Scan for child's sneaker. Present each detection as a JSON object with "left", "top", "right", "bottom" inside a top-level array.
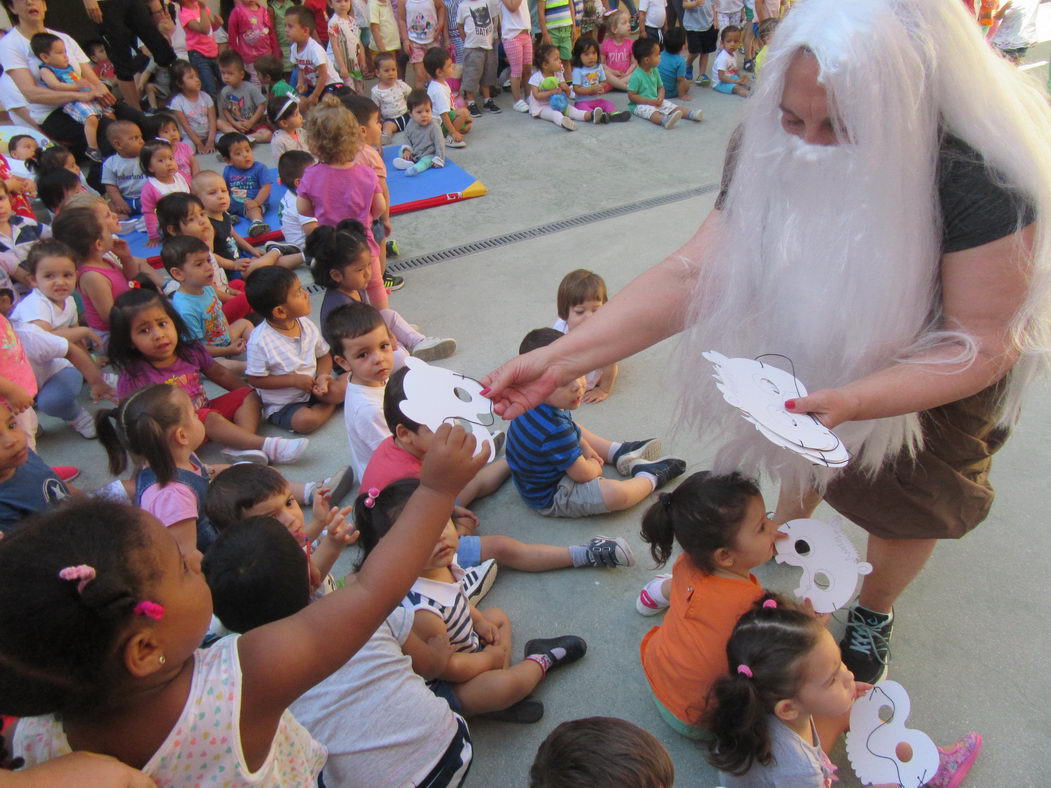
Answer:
[
  {"left": 386, "top": 238, "right": 400, "bottom": 257},
  {"left": 68, "top": 408, "right": 96, "bottom": 439},
  {"left": 384, "top": 272, "right": 405, "bottom": 291},
  {"left": 661, "top": 109, "right": 683, "bottom": 129},
  {"left": 695, "top": 74, "right": 712, "bottom": 87},
  {"left": 380, "top": 132, "right": 392, "bottom": 146},
  {"left": 840, "top": 605, "right": 893, "bottom": 683},
  {"left": 410, "top": 337, "right": 457, "bottom": 361},
  {"left": 221, "top": 447, "right": 269, "bottom": 464},
  {"left": 591, "top": 107, "right": 607, "bottom": 124},
  {"left": 613, "top": 438, "right": 663, "bottom": 474},
  {"left": 484, "top": 98, "right": 502, "bottom": 113},
  {"left": 523, "top": 635, "right": 587, "bottom": 673},
  {"left": 304, "top": 465, "right": 353, "bottom": 505},
  {"left": 687, "top": 109, "right": 704, "bottom": 122},
  {"left": 637, "top": 574, "right": 672, "bottom": 616},
  {"left": 467, "top": 101, "right": 482, "bottom": 117},
  {"left": 392, "top": 157, "right": 414, "bottom": 170},
  {"left": 461, "top": 558, "right": 499, "bottom": 604},
  {"left": 629, "top": 456, "right": 686, "bottom": 488},
  {"left": 264, "top": 241, "right": 301, "bottom": 256},
  {"left": 609, "top": 110, "right": 632, "bottom": 122},
  {"left": 446, "top": 135, "right": 467, "bottom": 148},
  {"left": 52, "top": 466, "right": 80, "bottom": 483},
  {"left": 263, "top": 436, "right": 310, "bottom": 464},
  {"left": 560, "top": 116, "right": 577, "bottom": 131},
  {"left": 580, "top": 536, "right": 635, "bottom": 568},
  {"left": 248, "top": 220, "right": 269, "bottom": 237},
  {"left": 85, "top": 147, "right": 102, "bottom": 163},
  {"left": 926, "top": 733, "right": 982, "bottom": 788},
  {"left": 513, "top": 99, "right": 529, "bottom": 113}
]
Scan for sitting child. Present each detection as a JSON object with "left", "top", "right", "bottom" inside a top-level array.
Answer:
[
  {"left": 163, "top": 235, "right": 254, "bottom": 360},
  {"left": 370, "top": 51, "right": 412, "bottom": 145},
  {"left": 0, "top": 179, "right": 47, "bottom": 294},
  {"left": 356, "top": 479, "right": 589, "bottom": 723},
  {"left": 657, "top": 27, "right": 692, "bottom": 99},
  {"left": 277, "top": 151, "right": 318, "bottom": 258},
  {"left": 424, "top": 47, "right": 472, "bottom": 147},
  {"left": 202, "top": 515, "right": 473, "bottom": 786},
  {"left": 361, "top": 366, "right": 635, "bottom": 578},
  {"left": 205, "top": 464, "right": 357, "bottom": 598},
  {"left": 101, "top": 120, "right": 146, "bottom": 218},
  {"left": 571, "top": 37, "right": 632, "bottom": 123},
  {"left": 139, "top": 139, "right": 191, "bottom": 245},
  {"left": 268, "top": 95, "right": 309, "bottom": 158},
  {"left": 707, "top": 595, "right": 982, "bottom": 787},
  {"left": 529, "top": 44, "right": 608, "bottom": 131},
  {"left": 254, "top": 53, "right": 297, "bottom": 99},
  {"left": 712, "top": 25, "right": 751, "bottom": 97},
  {"left": 5, "top": 134, "right": 40, "bottom": 178},
  {"left": 530, "top": 717, "right": 675, "bottom": 788},
  {"left": 30, "top": 33, "right": 114, "bottom": 162},
  {"left": 628, "top": 37, "right": 704, "bottom": 128},
  {"left": 286, "top": 5, "right": 345, "bottom": 112},
  {"left": 0, "top": 399, "right": 70, "bottom": 534},
  {"left": 218, "top": 132, "right": 273, "bottom": 237},
  {"left": 392, "top": 90, "right": 446, "bottom": 177},
  {"left": 505, "top": 328, "right": 685, "bottom": 518},
  {"left": 552, "top": 269, "right": 618, "bottom": 403},
  {"left": 600, "top": 9, "right": 637, "bottom": 91},
  {"left": 244, "top": 265, "right": 347, "bottom": 433},
  {"left": 169, "top": 59, "right": 218, "bottom": 155},
  {"left": 147, "top": 112, "right": 199, "bottom": 185},
  {"left": 217, "top": 50, "right": 273, "bottom": 143},
  {"left": 314, "top": 230, "right": 454, "bottom": 372}
]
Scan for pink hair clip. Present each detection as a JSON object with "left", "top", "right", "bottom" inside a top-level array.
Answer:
[
  {"left": 763, "top": 599, "right": 778, "bottom": 609},
  {"left": 364, "top": 487, "right": 380, "bottom": 509},
  {"left": 57, "top": 564, "right": 97, "bottom": 594},
  {"left": 133, "top": 601, "right": 166, "bottom": 621},
  {"left": 737, "top": 664, "right": 754, "bottom": 679}
]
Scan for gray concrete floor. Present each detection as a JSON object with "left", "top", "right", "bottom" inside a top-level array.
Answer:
[{"left": 31, "top": 49, "right": 1051, "bottom": 787}]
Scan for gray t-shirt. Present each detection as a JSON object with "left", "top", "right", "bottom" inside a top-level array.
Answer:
[
  {"left": 219, "top": 81, "right": 266, "bottom": 123},
  {"left": 101, "top": 154, "right": 145, "bottom": 201},
  {"left": 719, "top": 717, "right": 836, "bottom": 788},
  {"left": 288, "top": 606, "right": 458, "bottom": 787},
  {"left": 404, "top": 117, "right": 445, "bottom": 161}
]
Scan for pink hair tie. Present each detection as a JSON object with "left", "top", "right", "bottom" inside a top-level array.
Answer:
[
  {"left": 58, "top": 564, "right": 97, "bottom": 594},
  {"left": 737, "top": 664, "right": 754, "bottom": 679},
  {"left": 763, "top": 599, "right": 778, "bottom": 609},
  {"left": 364, "top": 487, "right": 380, "bottom": 509},
  {"left": 133, "top": 601, "right": 166, "bottom": 621}
]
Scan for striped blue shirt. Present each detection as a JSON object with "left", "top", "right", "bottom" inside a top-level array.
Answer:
[{"left": 505, "top": 402, "right": 582, "bottom": 509}]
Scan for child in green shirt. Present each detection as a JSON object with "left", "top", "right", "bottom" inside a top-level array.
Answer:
[{"left": 627, "top": 37, "right": 704, "bottom": 129}]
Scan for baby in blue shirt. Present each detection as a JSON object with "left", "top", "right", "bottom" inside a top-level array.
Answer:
[
  {"left": 218, "top": 132, "right": 273, "bottom": 237},
  {"left": 657, "top": 28, "right": 692, "bottom": 100}
]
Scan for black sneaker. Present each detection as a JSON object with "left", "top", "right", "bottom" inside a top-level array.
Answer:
[
  {"left": 467, "top": 102, "right": 482, "bottom": 118},
  {"left": 628, "top": 456, "right": 686, "bottom": 489},
  {"left": 384, "top": 273, "right": 405, "bottom": 291},
  {"left": 523, "top": 635, "right": 587, "bottom": 672},
  {"left": 609, "top": 110, "right": 632, "bottom": 122},
  {"left": 386, "top": 238, "right": 400, "bottom": 257},
  {"left": 484, "top": 98, "right": 502, "bottom": 113},
  {"left": 581, "top": 536, "right": 635, "bottom": 568},
  {"left": 612, "top": 438, "right": 662, "bottom": 475},
  {"left": 461, "top": 558, "right": 499, "bottom": 604},
  {"left": 264, "top": 241, "right": 301, "bottom": 256},
  {"left": 839, "top": 605, "right": 893, "bottom": 683}
]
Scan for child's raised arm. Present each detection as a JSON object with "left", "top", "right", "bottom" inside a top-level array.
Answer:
[{"left": 236, "top": 425, "right": 489, "bottom": 758}]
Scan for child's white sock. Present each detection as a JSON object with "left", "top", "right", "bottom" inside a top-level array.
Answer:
[
  {"left": 606, "top": 442, "right": 623, "bottom": 463},
  {"left": 635, "top": 472, "right": 658, "bottom": 491}
]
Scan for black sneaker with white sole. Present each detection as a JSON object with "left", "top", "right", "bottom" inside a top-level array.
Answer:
[
  {"left": 523, "top": 635, "right": 587, "bottom": 672},
  {"left": 384, "top": 273, "right": 405, "bottom": 291},
  {"left": 628, "top": 456, "right": 687, "bottom": 489},
  {"left": 581, "top": 536, "right": 635, "bottom": 567},
  {"left": 264, "top": 241, "right": 302, "bottom": 256},
  {"left": 467, "top": 102, "right": 482, "bottom": 118},
  {"left": 484, "top": 98, "right": 502, "bottom": 113},
  {"left": 840, "top": 605, "right": 893, "bottom": 683},
  {"left": 612, "top": 438, "right": 663, "bottom": 475},
  {"left": 461, "top": 558, "right": 499, "bottom": 604}
]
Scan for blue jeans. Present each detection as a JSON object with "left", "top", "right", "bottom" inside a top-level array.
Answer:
[
  {"left": 609, "top": 0, "right": 638, "bottom": 14},
  {"left": 189, "top": 50, "right": 221, "bottom": 99},
  {"left": 36, "top": 367, "right": 83, "bottom": 422}
]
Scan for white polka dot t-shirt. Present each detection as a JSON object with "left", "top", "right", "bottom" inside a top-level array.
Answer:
[{"left": 13, "top": 635, "right": 328, "bottom": 787}]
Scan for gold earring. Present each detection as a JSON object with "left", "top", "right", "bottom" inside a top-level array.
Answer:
[{"left": 159, "top": 655, "right": 166, "bottom": 665}]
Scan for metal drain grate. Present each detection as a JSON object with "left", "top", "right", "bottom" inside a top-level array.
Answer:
[{"left": 385, "top": 182, "right": 720, "bottom": 273}]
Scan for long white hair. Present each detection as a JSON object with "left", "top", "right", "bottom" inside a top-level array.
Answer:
[{"left": 678, "top": 0, "right": 1051, "bottom": 492}]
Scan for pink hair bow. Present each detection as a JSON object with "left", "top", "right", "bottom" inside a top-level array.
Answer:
[
  {"left": 57, "top": 564, "right": 97, "bottom": 594},
  {"left": 133, "top": 601, "right": 166, "bottom": 621}
]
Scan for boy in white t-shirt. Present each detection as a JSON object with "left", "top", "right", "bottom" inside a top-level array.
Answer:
[
  {"left": 276, "top": 151, "right": 318, "bottom": 261},
  {"left": 457, "top": 0, "right": 502, "bottom": 116},
  {"left": 424, "top": 47, "right": 472, "bottom": 147},
  {"left": 638, "top": 0, "right": 667, "bottom": 43},
  {"left": 286, "top": 5, "right": 344, "bottom": 112}
]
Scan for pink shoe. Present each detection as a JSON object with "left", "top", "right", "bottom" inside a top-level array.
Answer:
[
  {"left": 52, "top": 466, "right": 80, "bottom": 483},
  {"left": 925, "top": 732, "right": 982, "bottom": 788}
]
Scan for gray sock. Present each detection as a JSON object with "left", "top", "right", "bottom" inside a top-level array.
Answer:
[{"left": 569, "top": 544, "right": 588, "bottom": 567}]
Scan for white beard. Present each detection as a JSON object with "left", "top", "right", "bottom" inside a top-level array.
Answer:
[{"left": 678, "top": 118, "right": 943, "bottom": 493}]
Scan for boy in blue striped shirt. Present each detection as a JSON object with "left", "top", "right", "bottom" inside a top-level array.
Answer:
[{"left": 505, "top": 328, "right": 687, "bottom": 518}]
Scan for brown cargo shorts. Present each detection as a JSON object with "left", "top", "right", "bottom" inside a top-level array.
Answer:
[{"left": 824, "top": 382, "right": 1011, "bottom": 540}]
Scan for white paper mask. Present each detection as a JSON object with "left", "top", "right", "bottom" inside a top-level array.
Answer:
[
  {"left": 847, "top": 681, "right": 939, "bottom": 787},
  {"left": 774, "top": 517, "right": 873, "bottom": 613},
  {"left": 398, "top": 357, "right": 496, "bottom": 459},
  {"left": 702, "top": 351, "right": 850, "bottom": 467}
]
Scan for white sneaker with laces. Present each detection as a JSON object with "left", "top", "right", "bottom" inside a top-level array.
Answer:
[
  {"left": 263, "top": 436, "right": 309, "bottom": 464},
  {"left": 221, "top": 447, "right": 269, "bottom": 464},
  {"left": 411, "top": 337, "right": 457, "bottom": 361},
  {"left": 69, "top": 408, "right": 96, "bottom": 439},
  {"left": 513, "top": 99, "right": 529, "bottom": 112},
  {"left": 445, "top": 135, "right": 467, "bottom": 148},
  {"left": 560, "top": 116, "right": 577, "bottom": 131}
]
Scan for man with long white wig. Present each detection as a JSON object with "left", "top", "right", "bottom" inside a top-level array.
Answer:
[{"left": 483, "top": 0, "right": 1051, "bottom": 684}]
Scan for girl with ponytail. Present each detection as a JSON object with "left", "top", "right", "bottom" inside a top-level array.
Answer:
[{"left": 636, "top": 470, "right": 780, "bottom": 739}]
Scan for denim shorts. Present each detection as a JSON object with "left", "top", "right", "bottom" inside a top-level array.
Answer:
[
  {"left": 266, "top": 395, "right": 318, "bottom": 431},
  {"left": 229, "top": 198, "right": 269, "bottom": 217}
]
